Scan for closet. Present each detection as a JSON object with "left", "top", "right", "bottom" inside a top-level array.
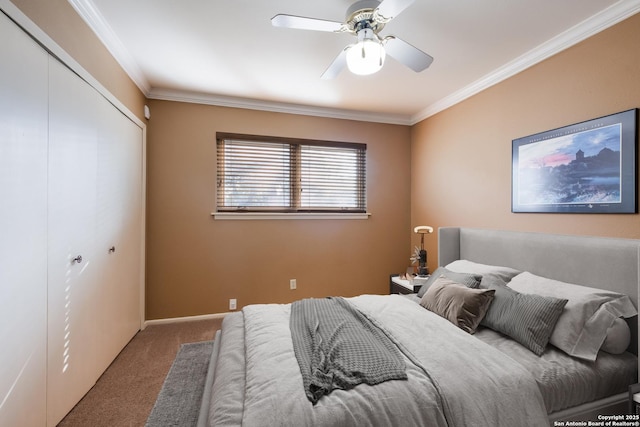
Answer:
[
  {"left": 0, "top": 10, "right": 144, "bottom": 427},
  {"left": 0, "top": 10, "right": 49, "bottom": 427}
]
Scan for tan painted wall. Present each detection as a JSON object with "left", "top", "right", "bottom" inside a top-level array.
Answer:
[
  {"left": 411, "top": 13, "right": 640, "bottom": 273},
  {"left": 145, "top": 100, "right": 412, "bottom": 319},
  {"left": 10, "top": 0, "right": 146, "bottom": 121},
  {"left": 12, "top": 0, "right": 640, "bottom": 319}
]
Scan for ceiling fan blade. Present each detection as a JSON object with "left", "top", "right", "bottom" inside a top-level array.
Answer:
[
  {"left": 375, "top": 0, "right": 415, "bottom": 20},
  {"left": 384, "top": 36, "right": 433, "bottom": 72},
  {"left": 321, "top": 47, "right": 349, "bottom": 80},
  {"left": 271, "top": 14, "right": 344, "bottom": 32}
]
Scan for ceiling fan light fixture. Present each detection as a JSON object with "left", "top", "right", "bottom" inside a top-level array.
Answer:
[
  {"left": 346, "top": 29, "right": 385, "bottom": 76},
  {"left": 273, "top": 0, "right": 432, "bottom": 79}
]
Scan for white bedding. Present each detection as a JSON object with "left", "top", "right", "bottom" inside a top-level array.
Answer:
[
  {"left": 204, "top": 294, "right": 549, "bottom": 427},
  {"left": 475, "top": 327, "right": 637, "bottom": 413}
]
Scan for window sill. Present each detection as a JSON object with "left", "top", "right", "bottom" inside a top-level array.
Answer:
[{"left": 212, "top": 212, "right": 371, "bottom": 220}]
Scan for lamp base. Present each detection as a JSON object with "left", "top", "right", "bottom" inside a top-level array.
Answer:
[{"left": 418, "top": 249, "right": 428, "bottom": 277}]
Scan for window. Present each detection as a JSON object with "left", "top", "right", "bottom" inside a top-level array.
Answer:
[{"left": 216, "top": 133, "right": 366, "bottom": 214}]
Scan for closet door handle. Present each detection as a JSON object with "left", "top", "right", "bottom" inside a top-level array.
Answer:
[{"left": 72, "top": 255, "right": 83, "bottom": 264}]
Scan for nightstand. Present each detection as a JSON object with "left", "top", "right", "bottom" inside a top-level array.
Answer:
[
  {"left": 389, "top": 274, "right": 424, "bottom": 294},
  {"left": 629, "top": 383, "right": 640, "bottom": 414}
]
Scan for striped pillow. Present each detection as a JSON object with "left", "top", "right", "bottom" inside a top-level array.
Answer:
[{"left": 480, "top": 275, "right": 567, "bottom": 355}]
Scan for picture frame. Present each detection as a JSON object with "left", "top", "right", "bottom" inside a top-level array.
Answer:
[{"left": 512, "top": 109, "right": 638, "bottom": 213}]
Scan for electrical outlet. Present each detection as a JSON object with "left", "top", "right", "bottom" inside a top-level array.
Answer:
[
  {"left": 229, "top": 298, "right": 237, "bottom": 310},
  {"left": 290, "top": 279, "right": 297, "bottom": 290}
]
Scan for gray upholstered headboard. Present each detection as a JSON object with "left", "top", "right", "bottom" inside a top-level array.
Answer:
[
  {"left": 438, "top": 227, "right": 640, "bottom": 308},
  {"left": 438, "top": 227, "right": 640, "bottom": 354}
]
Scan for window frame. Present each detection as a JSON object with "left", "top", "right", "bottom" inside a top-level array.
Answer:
[{"left": 214, "top": 132, "right": 369, "bottom": 219}]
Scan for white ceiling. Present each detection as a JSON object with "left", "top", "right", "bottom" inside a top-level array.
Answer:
[{"left": 69, "top": 0, "right": 640, "bottom": 125}]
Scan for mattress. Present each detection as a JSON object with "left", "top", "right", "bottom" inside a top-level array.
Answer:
[{"left": 199, "top": 293, "right": 637, "bottom": 426}]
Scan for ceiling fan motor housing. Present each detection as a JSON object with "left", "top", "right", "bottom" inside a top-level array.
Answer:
[{"left": 346, "top": 0, "right": 385, "bottom": 33}]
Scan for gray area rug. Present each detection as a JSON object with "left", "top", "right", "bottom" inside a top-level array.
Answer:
[{"left": 146, "top": 340, "right": 214, "bottom": 427}]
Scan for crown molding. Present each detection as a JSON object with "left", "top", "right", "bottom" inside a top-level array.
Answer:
[
  {"left": 67, "top": 0, "right": 409, "bottom": 125},
  {"left": 1, "top": 0, "right": 145, "bottom": 128},
  {"left": 148, "top": 88, "right": 413, "bottom": 125},
  {"left": 411, "top": 0, "right": 640, "bottom": 124},
  {"left": 68, "top": 0, "right": 150, "bottom": 94},
  {"left": 67, "top": 0, "right": 640, "bottom": 126}
]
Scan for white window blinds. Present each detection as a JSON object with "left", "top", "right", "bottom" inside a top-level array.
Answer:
[{"left": 217, "top": 133, "right": 366, "bottom": 213}]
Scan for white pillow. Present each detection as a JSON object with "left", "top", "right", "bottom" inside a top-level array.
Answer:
[
  {"left": 601, "top": 318, "right": 631, "bottom": 354},
  {"left": 508, "top": 272, "right": 637, "bottom": 361},
  {"left": 445, "top": 260, "right": 521, "bottom": 284}
]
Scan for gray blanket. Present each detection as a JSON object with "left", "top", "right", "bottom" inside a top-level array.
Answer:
[{"left": 290, "top": 297, "right": 407, "bottom": 404}]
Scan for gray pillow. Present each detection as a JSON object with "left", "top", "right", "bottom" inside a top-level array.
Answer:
[
  {"left": 420, "top": 276, "right": 495, "bottom": 334},
  {"left": 445, "top": 260, "right": 521, "bottom": 284},
  {"left": 416, "top": 266, "right": 481, "bottom": 298},
  {"left": 480, "top": 275, "right": 568, "bottom": 356}
]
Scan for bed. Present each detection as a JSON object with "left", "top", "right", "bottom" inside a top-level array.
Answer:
[{"left": 197, "top": 227, "right": 640, "bottom": 426}]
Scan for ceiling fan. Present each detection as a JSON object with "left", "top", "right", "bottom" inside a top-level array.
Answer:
[{"left": 271, "top": 0, "right": 434, "bottom": 79}]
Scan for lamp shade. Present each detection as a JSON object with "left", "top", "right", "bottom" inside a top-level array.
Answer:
[
  {"left": 346, "top": 35, "right": 385, "bottom": 76},
  {"left": 413, "top": 226, "right": 434, "bottom": 235}
]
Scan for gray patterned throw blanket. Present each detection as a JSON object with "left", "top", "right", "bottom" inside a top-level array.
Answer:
[{"left": 290, "top": 297, "right": 407, "bottom": 404}]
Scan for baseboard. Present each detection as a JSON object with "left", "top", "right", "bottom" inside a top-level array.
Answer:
[{"left": 143, "top": 312, "right": 230, "bottom": 329}]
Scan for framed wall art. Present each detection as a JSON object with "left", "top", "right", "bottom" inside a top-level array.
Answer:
[{"left": 512, "top": 109, "right": 637, "bottom": 213}]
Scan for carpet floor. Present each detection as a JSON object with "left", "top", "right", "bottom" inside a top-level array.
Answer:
[{"left": 58, "top": 318, "right": 222, "bottom": 427}]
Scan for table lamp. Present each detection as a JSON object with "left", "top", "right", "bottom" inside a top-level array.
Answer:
[{"left": 414, "top": 225, "right": 433, "bottom": 276}]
